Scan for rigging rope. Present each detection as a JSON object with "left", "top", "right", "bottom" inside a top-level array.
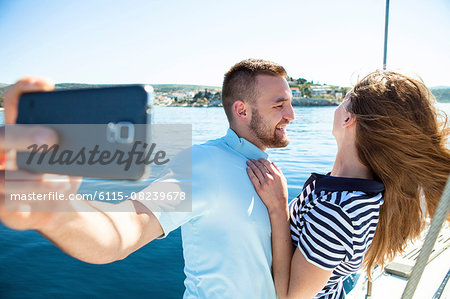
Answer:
[{"left": 401, "top": 176, "right": 450, "bottom": 298}]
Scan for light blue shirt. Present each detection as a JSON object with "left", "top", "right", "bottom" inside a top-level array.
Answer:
[{"left": 150, "top": 129, "right": 276, "bottom": 299}]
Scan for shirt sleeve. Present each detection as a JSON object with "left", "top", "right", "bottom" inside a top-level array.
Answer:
[
  {"left": 138, "top": 145, "right": 213, "bottom": 238},
  {"left": 296, "top": 201, "right": 354, "bottom": 270}
]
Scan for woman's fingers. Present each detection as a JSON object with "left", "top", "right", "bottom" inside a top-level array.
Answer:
[
  {"left": 258, "top": 159, "right": 287, "bottom": 184},
  {"left": 246, "top": 166, "right": 261, "bottom": 189},
  {"left": 246, "top": 159, "right": 289, "bottom": 213},
  {"left": 246, "top": 160, "right": 266, "bottom": 182},
  {"left": 271, "top": 162, "right": 281, "bottom": 174},
  {"left": 258, "top": 159, "right": 279, "bottom": 175},
  {"left": 256, "top": 159, "right": 284, "bottom": 178},
  {"left": 252, "top": 160, "right": 272, "bottom": 176}
]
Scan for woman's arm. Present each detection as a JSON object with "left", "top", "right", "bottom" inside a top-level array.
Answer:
[
  {"left": 247, "top": 159, "right": 333, "bottom": 299},
  {"left": 267, "top": 208, "right": 294, "bottom": 297}
]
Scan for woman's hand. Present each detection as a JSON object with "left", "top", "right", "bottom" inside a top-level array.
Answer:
[{"left": 246, "top": 159, "right": 288, "bottom": 215}]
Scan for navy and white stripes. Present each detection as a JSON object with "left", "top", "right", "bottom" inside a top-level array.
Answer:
[{"left": 289, "top": 173, "right": 384, "bottom": 299}]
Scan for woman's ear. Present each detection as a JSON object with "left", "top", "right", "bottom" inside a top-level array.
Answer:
[
  {"left": 343, "top": 113, "right": 356, "bottom": 128},
  {"left": 232, "top": 100, "right": 249, "bottom": 122}
]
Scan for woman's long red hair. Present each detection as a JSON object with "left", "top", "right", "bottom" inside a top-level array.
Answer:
[{"left": 347, "top": 71, "right": 450, "bottom": 278}]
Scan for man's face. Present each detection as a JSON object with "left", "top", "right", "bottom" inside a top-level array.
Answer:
[{"left": 249, "top": 75, "right": 295, "bottom": 149}]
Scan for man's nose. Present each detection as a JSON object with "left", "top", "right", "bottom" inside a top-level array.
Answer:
[{"left": 284, "top": 103, "right": 295, "bottom": 121}]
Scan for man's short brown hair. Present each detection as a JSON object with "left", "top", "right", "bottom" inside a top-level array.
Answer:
[{"left": 221, "top": 59, "right": 287, "bottom": 122}]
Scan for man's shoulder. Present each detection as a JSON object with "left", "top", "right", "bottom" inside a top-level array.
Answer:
[{"left": 192, "top": 137, "right": 234, "bottom": 159}]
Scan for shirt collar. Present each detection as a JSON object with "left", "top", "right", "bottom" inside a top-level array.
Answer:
[
  {"left": 223, "top": 128, "right": 269, "bottom": 160},
  {"left": 312, "top": 172, "right": 385, "bottom": 194}
]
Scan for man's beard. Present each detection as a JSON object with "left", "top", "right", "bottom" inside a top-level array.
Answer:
[{"left": 249, "top": 108, "right": 289, "bottom": 148}]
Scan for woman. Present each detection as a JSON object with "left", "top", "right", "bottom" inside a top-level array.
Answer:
[{"left": 246, "top": 70, "right": 450, "bottom": 298}]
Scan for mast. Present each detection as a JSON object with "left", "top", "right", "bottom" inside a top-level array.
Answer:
[{"left": 383, "top": 0, "right": 390, "bottom": 70}]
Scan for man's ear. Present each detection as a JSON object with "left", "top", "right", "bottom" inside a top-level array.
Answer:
[
  {"left": 232, "top": 100, "right": 249, "bottom": 122},
  {"left": 343, "top": 113, "right": 356, "bottom": 128}
]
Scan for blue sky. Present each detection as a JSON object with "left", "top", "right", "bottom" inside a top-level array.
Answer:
[{"left": 1, "top": 0, "right": 449, "bottom": 87}]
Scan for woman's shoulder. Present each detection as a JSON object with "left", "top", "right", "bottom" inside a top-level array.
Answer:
[
  {"left": 304, "top": 172, "right": 383, "bottom": 206},
  {"left": 292, "top": 173, "right": 384, "bottom": 223},
  {"left": 294, "top": 178, "right": 383, "bottom": 228},
  {"left": 310, "top": 189, "right": 383, "bottom": 224}
]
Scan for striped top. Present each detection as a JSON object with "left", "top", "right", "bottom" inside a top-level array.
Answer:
[{"left": 289, "top": 173, "right": 384, "bottom": 299}]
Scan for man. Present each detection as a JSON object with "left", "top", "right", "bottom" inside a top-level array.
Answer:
[{"left": 0, "top": 59, "right": 295, "bottom": 298}]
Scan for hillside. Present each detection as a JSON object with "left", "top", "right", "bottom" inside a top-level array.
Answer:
[
  {"left": 51, "top": 83, "right": 220, "bottom": 93},
  {"left": 152, "top": 84, "right": 219, "bottom": 92},
  {"left": 430, "top": 87, "right": 450, "bottom": 103},
  {"left": 0, "top": 83, "right": 449, "bottom": 106}
]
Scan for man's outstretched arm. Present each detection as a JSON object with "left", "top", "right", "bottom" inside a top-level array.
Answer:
[
  {"left": 39, "top": 199, "right": 163, "bottom": 264},
  {"left": 0, "top": 77, "right": 164, "bottom": 264},
  {"left": 1, "top": 183, "right": 163, "bottom": 264}
]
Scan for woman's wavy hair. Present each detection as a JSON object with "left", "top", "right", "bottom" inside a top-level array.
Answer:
[{"left": 346, "top": 70, "right": 450, "bottom": 278}]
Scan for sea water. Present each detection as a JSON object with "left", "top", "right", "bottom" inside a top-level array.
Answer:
[{"left": 1, "top": 104, "right": 449, "bottom": 298}]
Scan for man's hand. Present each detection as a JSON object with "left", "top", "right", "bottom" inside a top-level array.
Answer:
[
  {"left": 3, "top": 76, "right": 55, "bottom": 124},
  {"left": 0, "top": 77, "right": 82, "bottom": 231}
]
